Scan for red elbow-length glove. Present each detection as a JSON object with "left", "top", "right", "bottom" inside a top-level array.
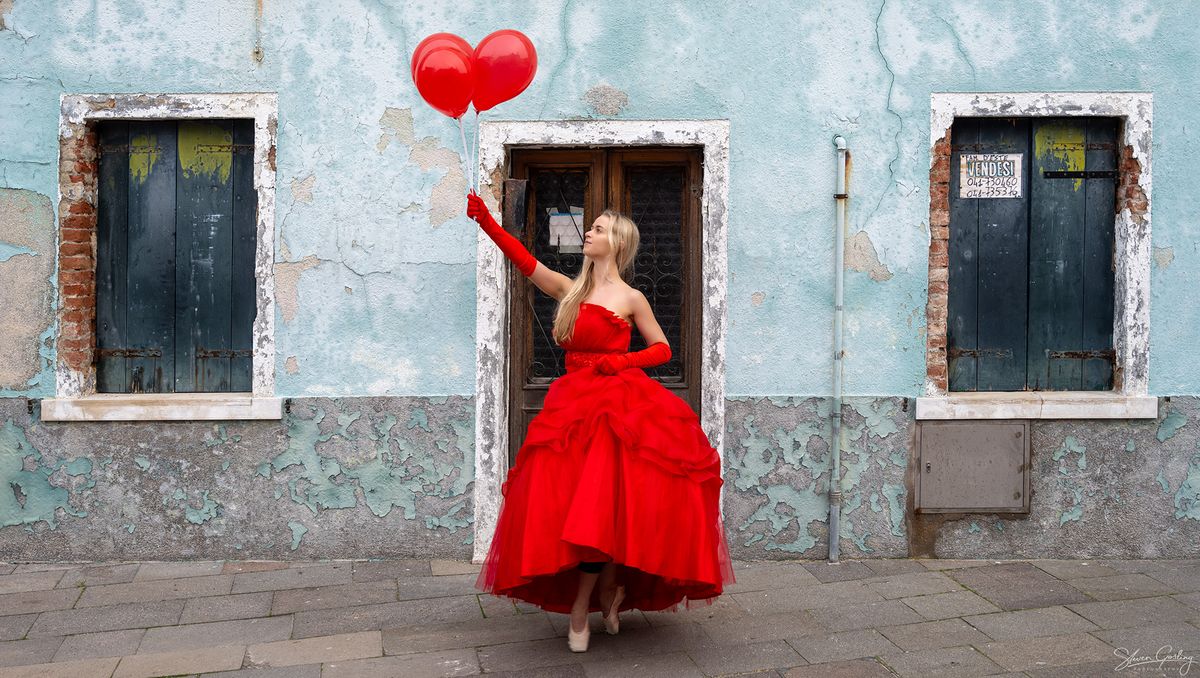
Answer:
[
  {"left": 466, "top": 192, "right": 537, "bottom": 277},
  {"left": 595, "top": 342, "right": 672, "bottom": 375}
]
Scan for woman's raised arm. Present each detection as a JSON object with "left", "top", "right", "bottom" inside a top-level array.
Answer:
[{"left": 467, "top": 192, "right": 572, "bottom": 300}]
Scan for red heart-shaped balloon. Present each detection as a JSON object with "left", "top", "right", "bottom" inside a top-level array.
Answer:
[
  {"left": 413, "top": 44, "right": 474, "bottom": 119},
  {"left": 472, "top": 30, "right": 537, "bottom": 112}
]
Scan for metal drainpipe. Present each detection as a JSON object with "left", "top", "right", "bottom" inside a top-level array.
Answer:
[{"left": 829, "top": 135, "right": 849, "bottom": 563}]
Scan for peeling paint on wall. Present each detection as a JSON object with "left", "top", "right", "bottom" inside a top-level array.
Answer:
[
  {"left": 285, "top": 356, "right": 300, "bottom": 374},
  {"left": 0, "top": 189, "right": 54, "bottom": 393},
  {"left": 845, "top": 231, "right": 893, "bottom": 282},
  {"left": 275, "top": 255, "right": 320, "bottom": 324},
  {"left": 1175, "top": 452, "right": 1200, "bottom": 521},
  {"left": 0, "top": 419, "right": 89, "bottom": 529},
  {"left": 583, "top": 84, "right": 629, "bottom": 116},
  {"left": 291, "top": 174, "right": 315, "bottom": 204},
  {"left": 1153, "top": 246, "right": 1174, "bottom": 269},
  {"left": 1158, "top": 409, "right": 1187, "bottom": 442}
]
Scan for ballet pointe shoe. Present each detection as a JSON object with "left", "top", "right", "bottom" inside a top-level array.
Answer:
[
  {"left": 567, "top": 615, "right": 590, "bottom": 652},
  {"left": 603, "top": 585, "right": 626, "bottom": 635}
]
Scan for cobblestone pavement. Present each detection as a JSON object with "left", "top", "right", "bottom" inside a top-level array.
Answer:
[{"left": 0, "top": 558, "right": 1197, "bottom": 677}]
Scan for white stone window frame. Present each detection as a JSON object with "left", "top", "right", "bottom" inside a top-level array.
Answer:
[
  {"left": 42, "top": 93, "right": 281, "bottom": 421},
  {"left": 917, "top": 92, "right": 1156, "bottom": 421},
  {"left": 471, "top": 120, "right": 731, "bottom": 561}
]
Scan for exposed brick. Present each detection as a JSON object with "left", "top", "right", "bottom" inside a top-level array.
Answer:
[
  {"left": 931, "top": 252, "right": 948, "bottom": 268},
  {"left": 60, "top": 255, "right": 94, "bottom": 271},
  {"left": 62, "top": 283, "right": 92, "bottom": 297},
  {"left": 67, "top": 201, "right": 96, "bottom": 215},
  {"left": 928, "top": 281, "right": 948, "bottom": 294},
  {"left": 929, "top": 240, "right": 948, "bottom": 256},
  {"left": 930, "top": 184, "right": 949, "bottom": 204},
  {"left": 930, "top": 209, "right": 949, "bottom": 227},
  {"left": 60, "top": 242, "right": 92, "bottom": 257},
  {"left": 62, "top": 215, "right": 96, "bottom": 230},
  {"left": 60, "top": 270, "right": 95, "bottom": 285},
  {"left": 928, "top": 332, "right": 946, "bottom": 349},
  {"left": 930, "top": 225, "right": 948, "bottom": 241},
  {"left": 58, "top": 337, "right": 93, "bottom": 352},
  {"left": 73, "top": 160, "right": 97, "bottom": 174},
  {"left": 928, "top": 268, "right": 948, "bottom": 283},
  {"left": 62, "top": 228, "right": 93, "bottom": 244}
]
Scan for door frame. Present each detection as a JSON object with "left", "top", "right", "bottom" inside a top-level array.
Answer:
[{"left": 471, "top": 120, "right": 731, "bottom": 562}]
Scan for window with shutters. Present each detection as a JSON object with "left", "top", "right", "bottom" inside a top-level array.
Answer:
[
  {"left": 95, "top": 120, "right": 257, "bottom": 394},
  {"left": 948, "top": 117, "right": 1117, "bottom": 392}
]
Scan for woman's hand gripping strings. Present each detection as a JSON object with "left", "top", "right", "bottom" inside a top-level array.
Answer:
[{"left": 467, "top": 191, "right": 537, "bottom": 277}]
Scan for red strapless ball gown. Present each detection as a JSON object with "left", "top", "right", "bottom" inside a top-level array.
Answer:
[{"left": 474, "top": 302, "right": 735, "bottom": 614}]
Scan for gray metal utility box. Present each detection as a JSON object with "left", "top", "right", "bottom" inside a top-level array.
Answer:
[{"left": 916, "top": 421, "right": 1030, "bottom": 513}]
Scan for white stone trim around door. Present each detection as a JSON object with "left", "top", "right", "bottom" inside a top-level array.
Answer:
[
  {"left": 471, "top": 120, "right": 731, "bottom": 562},
  {"left": 44, "top": 93, "right": 281, "bottom": 421},
  {"left": 920, "top": 92, "right": 1153, "bottom": 419}
]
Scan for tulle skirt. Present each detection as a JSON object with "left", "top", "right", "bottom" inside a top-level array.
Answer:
[{"left": 474, "top": 363, "right": 735, "bottom": 614}]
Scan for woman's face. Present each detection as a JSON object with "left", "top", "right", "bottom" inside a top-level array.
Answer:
[{"left": 582, "top": 214, "right": 614, "bottom": 259}]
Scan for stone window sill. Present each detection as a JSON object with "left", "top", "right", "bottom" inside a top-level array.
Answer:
[
  {"left": 39, "top": 393, "right": 283, "bottom": 422},
  {"left": 915, "top": 392, "right": 1159, "bottom": 420}
]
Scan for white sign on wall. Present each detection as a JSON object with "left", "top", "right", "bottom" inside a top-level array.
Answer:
[{"left": 960, "top": 153, "right": 1023, "bottom": 199}]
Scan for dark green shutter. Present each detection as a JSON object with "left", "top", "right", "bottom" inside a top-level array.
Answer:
[
  {"left": 95, "top": 120, "right": 257, "bottom": 394},
  {"left": 948, "top": 117, "right": 1117, "bottom": 392}
]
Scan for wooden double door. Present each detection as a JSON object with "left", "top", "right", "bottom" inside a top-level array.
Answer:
[{"left": 505, "top": 147, "right": 703, "bottom": 464}]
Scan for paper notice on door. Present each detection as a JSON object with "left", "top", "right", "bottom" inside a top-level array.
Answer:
[
  {"left": 960, "top": 153, "right": 1023, "bottom": 199},
  {"left": 548, "top": 207, "right": 585, "bottom": 253}
]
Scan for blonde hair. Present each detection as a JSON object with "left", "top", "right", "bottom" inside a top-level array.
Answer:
[{"left": 552, "top": 209, "right": 639, "bottom": 344}]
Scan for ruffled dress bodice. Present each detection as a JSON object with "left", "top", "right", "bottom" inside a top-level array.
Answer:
[{"left": 559, "top": 303, "right": 634, "bottom": 372}]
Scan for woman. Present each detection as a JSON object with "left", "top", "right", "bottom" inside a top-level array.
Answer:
[{"left": 467, "top": 191, "right": 734, "bottom": 652}]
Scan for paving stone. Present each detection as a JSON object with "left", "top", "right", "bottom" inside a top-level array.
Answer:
[
  {"left": 1093, "top": 622, "right": 1200, "bottom": 655},
  {"left": 700, "top": 611, "right": 825, "bottom": 646},
  {"left": 202, "top": 666, "right": 321, "bottom": 678},
  {"left": 476, "top": 637, "right": 619, "bottom": 672},
  {"left": 430, "top": 560, "right": 481, "bottom": 576},
  {"left": 1146, "top": 564, "right": 1200, "bottom": 593},
  {"left": 222, "top": 562, "right": 289, "bottom": 575},
  {"left": 321, "top": 648, "right": 479, "bottom": 677},
  {"left": 1175, "top": 591, "right": 1200, "bottom": 612},
  {"left": 1023, "top": 660, "right": 1163, "bottom": 677},
  {"left": 801, "top": 562, "right": 874, "bottom": 583},
  {"left": 863, "top": 571, "right": 962, "bottom": 599},
  {"left": 231, "top": 563, "right": 351, "bottom": 594},
  {"left": 382, "top": 611, "right": 555, "bottom": 654},
  {"left": 1068, "top": 596, "right": 1197, "bottom": 629},
  {"left": 579, "top": 650, "right": 703, "bottom": 678},
  {"left": 1095, "top": 559, "right": 1168, "bottom": 574},
  {"left": 1066, "top": 573, "right": 1178, "bottom": 600},
  {"left": 76, "top": 573, "right": 233, "bottom": 607},
  {"left": 963, "top": 605, "right": 1099, "bottom": 641},
  {"left": 880, "top": 645, "right": 1004, "bottom": 677},
  {"left": 643, "top": 596, "right": 746, "bottom": 626},
  {"left": 52, "top": 629, "right": 144, "bottom": 662},
  {"left": 0, "top": 572, "right": 64, "bottom": 596},
  {"left": 732, "top": 580, "right": 883, "bottom": 615},
  {"left": 861, "top": 560, "right": 928, "bottom": 576},
  {"left": 1029, "top": 560, "right": 1122, "bottom": 580},
  {"left": 478, "top": 593, "right": 520, "bottom": 618},
  {"left": 397, "top": 573, "right": 482, "bottom": 601},
  {"left": 134, "top": 561, "right": 224, "bottom": 581},
  {"left": 484, "top": 665, "right": 586, "bottom": 678},
  {"left": 781, "top": 658, "right": 894, "bottom": 677},
  {"left": 946, "top": 562, "right": 1092, "bottom": 610},
  {"left": 27, "top": 600, "right": 184, "bottom": 637},
  {"left": 600, "top": 620, "right": 714, "bottom": 657},
  {"left": 112, "top": 644, "right": 245, "bottom": 678},
  {"left": 685, "top": 639, "right": 804, "bottom": 675},
  {"left": 180, "top": 592, "right": 274, "bottom": 624},
  {"left": 900, "top": 591, "right": 1001, "bottom": 620},
  {"left": 878, "top": 618, "right": 992, "bottom": 651},
  {"left": 545, "top": 610, "right": 651, "bottom": 639},
  {"left": 786, "top": 628, "right": 899, "bottom": 663},
  {"left": 808, "top": 599, "right": 924, "bottom": 632},
  {"left": 0, "top": 616, "right": 36, "bottom": 643},
  {"left": 0, "top": 637, "right": 62, "bottom": 668},
  {"left": 291, "top": 596, "right": 482, "bottom": 639},
  {"left": 271, "top": 579, "right": 396, "bottom": 615},
  {"left": 916, "top": 559, "right": 1001, "bottom": 570},
  {"left": 138, "top": 617, "right": 293, "bottom": 654},
  {"left": 9, "top": 564, "right": 82, "bottom": 574},
  {"left": 351, "top": 560, "right": 432, "bottom": 582},
  {"left": 0, "top": 588, "right": 79, "bottom": 617},
  {"left": 726, "top": 561, "right": 823, "bottom": 593},
  {"left": 976, "top": 632, "right": 1115, "bottom": 672},
  {"left": 56, "top": 564, "right": 140, "bottom": 589},
  {"left": 0, "top": 656, "right": 120, "bottom": 678},
  {"left": 246, "top": 630, "right": 380, "bottom": 667},
  {"left": 0, "top": 567, "right": 12, "bottom": 577}
]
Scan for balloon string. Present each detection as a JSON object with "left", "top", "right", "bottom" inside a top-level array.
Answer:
[
  {"left": 473, "top": 110, "right": 482, "bottom": 194},
  {"left": 457, "top": 116, "right": 472, "bottom": 195}
]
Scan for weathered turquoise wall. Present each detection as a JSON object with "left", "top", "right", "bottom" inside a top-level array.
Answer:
[
  {"left": 2, "top": 1, "right": 1198, "bottom": 397},
  {"left": 2, "top": 1, "right": 1199, "bottom": 560}
]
